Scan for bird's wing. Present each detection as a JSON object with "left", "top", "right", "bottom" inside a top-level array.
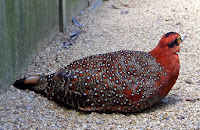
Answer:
[{"left": 53, "top": 50, "right": 165, "bottom": 111}]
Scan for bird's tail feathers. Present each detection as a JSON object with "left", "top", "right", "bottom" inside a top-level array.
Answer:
[
  {"left": 13, "top": 75, "right": 42, "bottom": 90},
  {"left": 13, "top": 69, "right": 70, "bottom": 91}
]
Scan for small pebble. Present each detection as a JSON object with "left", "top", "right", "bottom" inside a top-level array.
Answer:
[
  {"left": 197, "top": 80, "right": 200, "bottom": 85},
  {"left": 122, "top": 4, "right": 131, "bottom": 8},
  {"left": 62, "top": 42, "right": 73, "bottom": 48},
  {"left": 165, "top": 117, "right": 170, "bottom": 120},
  {"left": 26, "top": 106, "right": 31, "bottom": 110},
  {"left": 177, "top": 115, "right": 185, "bottom": 120},
  {"left": 82, "top": 124, "right": 91, "bottom": 129},
  {"left": 185, "top": 79, "right": 193, "bottom": 84},
  {"left": 111, "top": 5, "right": 119, "bottom": 9},
  {"left": 5, "top": 106, "right": 9, "bottom": 110},
  {"left": 96, "top": 121, "right": 104, "bottom": 125},
  {"left": 80, "top": 10, "right": 85, "bottom": 14},
  {"left": 121, "top": 11, "right": 129, "bottom": 15},
  {"left": 98, "top": 33, "right": 104, "bottom": 36},
  {"left": 158, "top": 115, "right": 163, "bottom": 120},
  {"left": 186, "top": 98, "right": 199, "bottom": 103}
]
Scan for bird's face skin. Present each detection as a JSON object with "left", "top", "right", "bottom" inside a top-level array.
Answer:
[{"left": 158, "top": 32, "right": 182, "bottom": 55}]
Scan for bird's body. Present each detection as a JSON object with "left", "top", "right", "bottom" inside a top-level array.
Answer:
[{"left": 14, "top": 32, "right": 182, "bottom": 113}]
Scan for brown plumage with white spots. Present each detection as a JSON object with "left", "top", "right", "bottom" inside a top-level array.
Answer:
[{"left": 13, "top": 32, "right": 183, "bottom": 112}]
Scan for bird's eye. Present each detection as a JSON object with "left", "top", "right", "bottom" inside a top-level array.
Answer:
[
  {"left": 168, "top": 36, "right": 181, "bottom": 48},
  {"left": 176, "top": 36, "right": 181, "bottom": 45}
]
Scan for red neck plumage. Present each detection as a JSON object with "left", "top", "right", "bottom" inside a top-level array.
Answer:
[{"left": 149, "top": 44, "right": 180, "bottom": 96}]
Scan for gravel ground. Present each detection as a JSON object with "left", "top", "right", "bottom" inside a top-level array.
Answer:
[{"left": 1, "top": 0, "right": 200, "bottom": 129}]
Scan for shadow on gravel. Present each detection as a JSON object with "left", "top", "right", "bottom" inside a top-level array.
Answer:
[
  {"left": 125, "top": 95, "right": 182, "bottom": 116},
  {"left": 53, "top": 94, "right": 182, "bottom": 116}
]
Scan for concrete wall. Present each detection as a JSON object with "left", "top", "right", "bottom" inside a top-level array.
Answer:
[{"left": 0, "top": 0, "right": 59, "bottom": 92}]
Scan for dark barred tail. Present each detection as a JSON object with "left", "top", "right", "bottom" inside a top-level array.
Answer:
[
  {"left": 13, "top": 70, "right": 82, "bottom": 106},
  {"left": 13, "top": 76, "right": 42, "bottom": 91},
  {"left": 13, "top": 70, "right": 68, "bottom": 93}
]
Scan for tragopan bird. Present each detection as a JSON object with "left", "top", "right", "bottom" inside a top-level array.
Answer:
[{"left": 14, "top": 32, "right": 183, "bottom": 112}]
